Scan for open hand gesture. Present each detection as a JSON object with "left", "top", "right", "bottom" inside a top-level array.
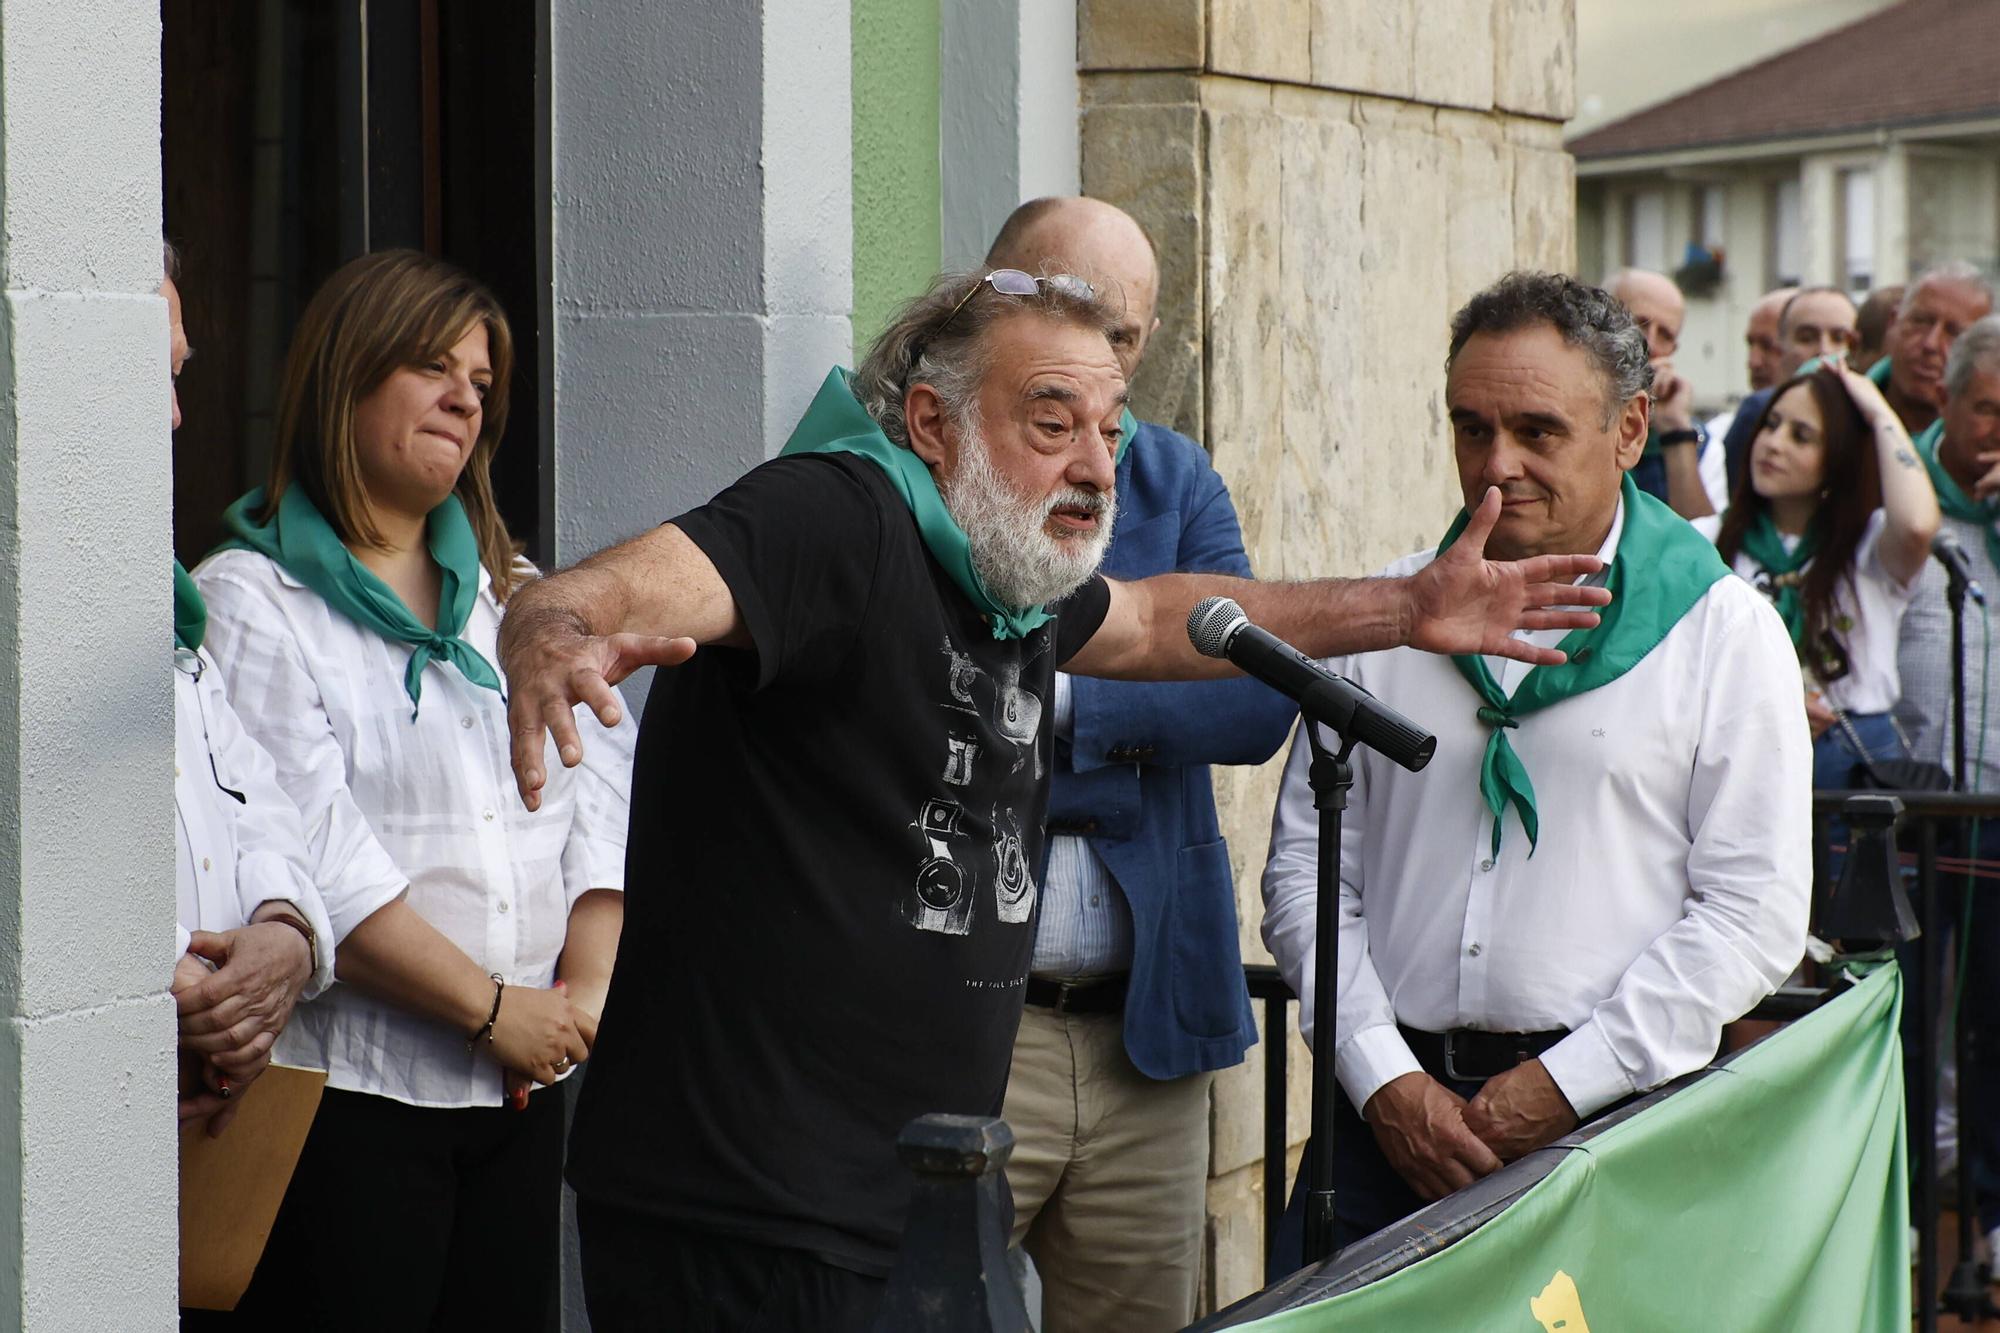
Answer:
[
  {"left": 1407, "top": 488, "right": 1611, "bottom": 665},
  {"left": 499, "top": 617, "right": 695, "bottom": 810}
]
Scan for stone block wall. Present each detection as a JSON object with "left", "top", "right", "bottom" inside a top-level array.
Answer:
[{"left": 1078, "top": 0, "right": 1576, "bottom": 1311}]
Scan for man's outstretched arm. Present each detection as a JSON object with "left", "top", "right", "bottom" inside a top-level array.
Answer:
[
  {"left": 1063, "top": 488, "right": 1611, "bottom": 680},
  {"left": 498, "top": 523, "right": 737, "bottom": 809}
]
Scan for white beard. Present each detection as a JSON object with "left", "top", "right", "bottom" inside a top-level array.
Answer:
[{"left": 940, "top": 419, "right": 1116, "bottom": 609}]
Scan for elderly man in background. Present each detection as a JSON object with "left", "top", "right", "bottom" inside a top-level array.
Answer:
[
  {"left": 1897, "top": 314, "right": 2000, "bottom": 1263},
  {"left": 1261, "top": 271, "right": 1810, "bottom": 1270},
  {"left": 164, "top": 244, "right": 334, "bottom": 1138},
  {"left": 977, "top": 197, "right": 1296, "bottom": 1331},
  {"left": 1605, "top": 268, "right": 1713, "bottom": 518},
  {"left": 1853, "top": 284, "right": 1905, "bottom": 375},
  {"left": 499, "top": 266, "right": 1609, "bottom": 1330},
  {"left": 1721, "top": 285, "right": 1859, "bottom": 497},
  {"left": 1869, "top": 261, "right": 1995, "bottom": 436}
]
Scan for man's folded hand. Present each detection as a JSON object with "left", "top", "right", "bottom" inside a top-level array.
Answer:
[{"left": 1361, "top": 1071, "right": 1504, "bottom": 1201}]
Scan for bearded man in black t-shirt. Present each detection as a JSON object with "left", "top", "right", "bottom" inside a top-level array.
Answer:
[{"left": 496, "top": 268, "right": 1612, "bottom": 1332}]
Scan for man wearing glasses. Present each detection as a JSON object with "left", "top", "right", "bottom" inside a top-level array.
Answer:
[
  {"left": 500, "top": 264, "right": 1609, "bottom": 1331},
  {"left": 1605, "top": 268, "right": 1715, "bottom": 519},
  {"left": 977, "top": 197, "right": 1296, "bottom": 1332}
]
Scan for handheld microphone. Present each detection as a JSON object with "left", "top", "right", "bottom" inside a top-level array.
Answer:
[
  {"left": 1932, "top": 531, "right": 1987, "bottom": 606},
  {"left": 1186, "top": 596, "right": 1436, "bottom": 772}
]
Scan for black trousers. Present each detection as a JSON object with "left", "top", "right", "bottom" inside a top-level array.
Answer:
[
  {"left": 576, "top": 1199, "right": 886, "bottom": 1333},
  {"left": 229, "top": 1084, "right": 565, "bottom": 1331}
]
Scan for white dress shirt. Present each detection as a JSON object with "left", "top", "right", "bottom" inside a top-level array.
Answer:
[
  {"left": 1260, "top": 503, "right": 1812, "bottom": 1120},
  {"left": 194, "top": 551, "right": 637, "bottom": 1109},
  {"left": 1697, "top": 509, "right": 1917, "bottom": 715},
  {"left": 174, "top": 646, "right": 336, "bottom": 998}
]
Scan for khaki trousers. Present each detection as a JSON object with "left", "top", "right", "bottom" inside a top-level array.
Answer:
[{"left": 1003, "top": 1004, "right": 1214, "bottom": 1333}]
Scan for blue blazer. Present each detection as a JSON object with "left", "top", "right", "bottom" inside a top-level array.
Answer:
[{"left": 1045, "top": 419, "right": 1299, "bottom": 1080}]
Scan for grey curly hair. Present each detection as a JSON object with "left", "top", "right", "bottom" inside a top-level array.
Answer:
[
  {"left": 1945, "top": 314, "right": 2000, "bottom": 403},
  {"left": 1447, "top": 271, "right": 1654, "bottom": 425},
  {"left": 853, "top": 267, "right": 1127, "bottom": 446}
]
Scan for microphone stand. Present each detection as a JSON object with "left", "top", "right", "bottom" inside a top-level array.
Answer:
[
  {"left": 1936, "top": 556, "right": 1995, "bottom": 1318},
  {"left": 1302, "top": 721, "right": 1357, "bottom": 1265}
]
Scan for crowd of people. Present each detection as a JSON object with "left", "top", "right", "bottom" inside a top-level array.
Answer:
[{"left": 164, "top": 191, "right": 2000, "bottom": 1332}]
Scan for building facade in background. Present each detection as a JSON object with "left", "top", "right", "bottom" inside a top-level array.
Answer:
[
  {"left": 0, "top": 0, "right": 1572, "bottom": 1325},
  {"left": 1571, "top": 0, "right": 2000, "bottom": 415}
]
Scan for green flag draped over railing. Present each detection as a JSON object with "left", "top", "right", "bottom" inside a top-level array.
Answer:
[{"left": 1232, "top": 964, "right": 1908, "bottom": 1331}]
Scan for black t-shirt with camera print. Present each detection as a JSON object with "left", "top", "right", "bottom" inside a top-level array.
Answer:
[{"left": 567, "top": 453, "right": 1111, "bottom": 1275}]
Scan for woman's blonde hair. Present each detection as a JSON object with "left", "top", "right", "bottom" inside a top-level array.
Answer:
[{"left": 264, "top": 249, "right": 526, "bottom": 601}]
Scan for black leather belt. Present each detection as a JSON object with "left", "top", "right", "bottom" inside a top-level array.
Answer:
[
  {"left": 1025, "top": 974, "right": 1129, "bottom": 1015},
  {"left": 1398, "top": 1024, "right": 1567, "bottom": 1083}
]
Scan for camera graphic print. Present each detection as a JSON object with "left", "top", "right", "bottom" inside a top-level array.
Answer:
[{"left": 902, "top": 632, "right": 1050, "bottom": 937}]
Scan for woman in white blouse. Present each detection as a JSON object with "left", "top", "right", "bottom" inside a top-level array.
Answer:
[
  {"left": 1703, "top": 361, "right": 1940, "bottom": 789},
  {"left": 197, "top": 250, "right": 635, "bottom": 1327}
]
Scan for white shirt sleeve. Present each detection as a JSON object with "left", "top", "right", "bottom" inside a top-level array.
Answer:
[
  {"left": 200, "top": 656, "right": 339, "bottom": 997},
  {"left": 1261, "top": 718, "right": 1423, "bottom": 1112},
  {"left": 197, "top": 566, "right": 411, "bottom": 946},
  {"left": 1701, "top": 412, "right": 1733, "bottom": 514},
  {"left": 558, "top": 705, "right": 637, "bottom": 907},
  {"left": 1538, "top": 591, "right": 1813, "bottom": 1117}
]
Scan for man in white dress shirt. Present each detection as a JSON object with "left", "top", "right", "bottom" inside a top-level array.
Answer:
[
  {"left": 1260, "top": 271, "right": 1813, "bottom": 1268},
  {"left": 164, "top": 250, "right": 334, "bottom": 1138}
]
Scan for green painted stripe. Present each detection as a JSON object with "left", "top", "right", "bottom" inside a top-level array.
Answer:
[{"left": 852, "top": 0, "right": 942, "bottom": 355}]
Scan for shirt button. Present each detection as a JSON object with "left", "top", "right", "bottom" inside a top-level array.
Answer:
[
  {"left": 1479, "top": 859, "right": 1494, "bottom": 873},
  {"left": 498, "top": 900, "right": 510, "bottom": 914},
  {"left": 461, "top": 716, "right": 475, "bottom": 730},
  {"left": 482, "top": 809, "right": 496, "bottom": 823},
  {"left": 201, "top": 857, "right": 211, "bottom": 871},
  {"left": 1467, "top": 943, "right": 1482, "bottom": 957},
  {"left": 1089, "top": 896, "right": 1101, "bottom": 907}
]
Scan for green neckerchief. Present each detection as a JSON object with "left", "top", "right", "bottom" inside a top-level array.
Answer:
[
  {"left": 777, "top": 367, "right": 1134, "bottom": 641},
  {"left": 1442, "top": 473, "right": 1729, "bottom": 856},
  {"left": 1914, "top": 418, "right": 2000, "bottom": 574},
  {"left": 214, "top": 485, "right": 501, "bottom": 717},
  {"left": 1735, "top": 510, "right": 1820, "bottom": 646},
  {"left": 173, "top": 560, "right": 207, "bottom": 652},
  {"left": 1868, "top": 357, "right": 1892, "bottom": 389}
]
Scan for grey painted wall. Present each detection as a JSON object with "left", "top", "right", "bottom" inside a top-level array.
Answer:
[
  {"left": 548, "top": 0, "right": 854, "bottom": 576},
  {"left": 0, "top": 0, "right": 178, "bottom": 1326},
  {"left": 940, "top": 0, "right": 1081, "bottom": 269}
]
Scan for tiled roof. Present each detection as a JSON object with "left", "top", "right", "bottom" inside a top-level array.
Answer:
[{"left": 1569, "top": 0, "right": 2000, "bottom": 161}]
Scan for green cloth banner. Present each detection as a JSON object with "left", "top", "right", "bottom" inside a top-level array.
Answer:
[{"left": 1236, "top": 964, "right": 1908, "bottom": 1330}]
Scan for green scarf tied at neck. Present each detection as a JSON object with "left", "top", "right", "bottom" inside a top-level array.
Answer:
[
  {"left": 1442, "top": 473, "right": 1729, "bottom": 857},
  {"left": 1734, "top": 510, "right": 1820, "bottom": 646},
  {"left": 214, "top": 485, "right": 502, "bottom": 717},
  {"left": 1914, "top": 419, "right": 2000, "bottom": 575},
  {"left": 778, "top": 368, "right": 1134, "bottom": 641},
  {"left": 173, "top": 560, "right": 207, "bottom": 652}
]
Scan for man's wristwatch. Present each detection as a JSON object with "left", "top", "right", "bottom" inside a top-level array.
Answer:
[{"left": 1658, "top": 426, "right": 1702, "bottom": 447}]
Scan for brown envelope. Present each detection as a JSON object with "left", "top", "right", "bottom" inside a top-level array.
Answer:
[{"left": 178, "top": 1064, "right": 326, "bottom": 1311}]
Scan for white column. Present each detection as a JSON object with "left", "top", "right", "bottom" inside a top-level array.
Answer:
[
  {"left": 1800, "top": 155, "right": 1839, "bottom": 285},
  {"left": 1876, "top": 140, "right": 1910, "bottom": 287},
  {"left": 0, "top": 1, "right": 177, "bottom": 1328},
  {"left": 940, "top": 0, "right": 1083, "bottom": 269},
  {"left": 547, "top": 0, "right": 854, "bottom": 567}
]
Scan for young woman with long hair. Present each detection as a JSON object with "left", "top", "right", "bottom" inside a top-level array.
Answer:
[
  {"left": 195, "top": 249, "right": 635, "bottom": 1327},
  {"left": 1707, "top": 362, "right": 1940, "bottom": 788}
]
